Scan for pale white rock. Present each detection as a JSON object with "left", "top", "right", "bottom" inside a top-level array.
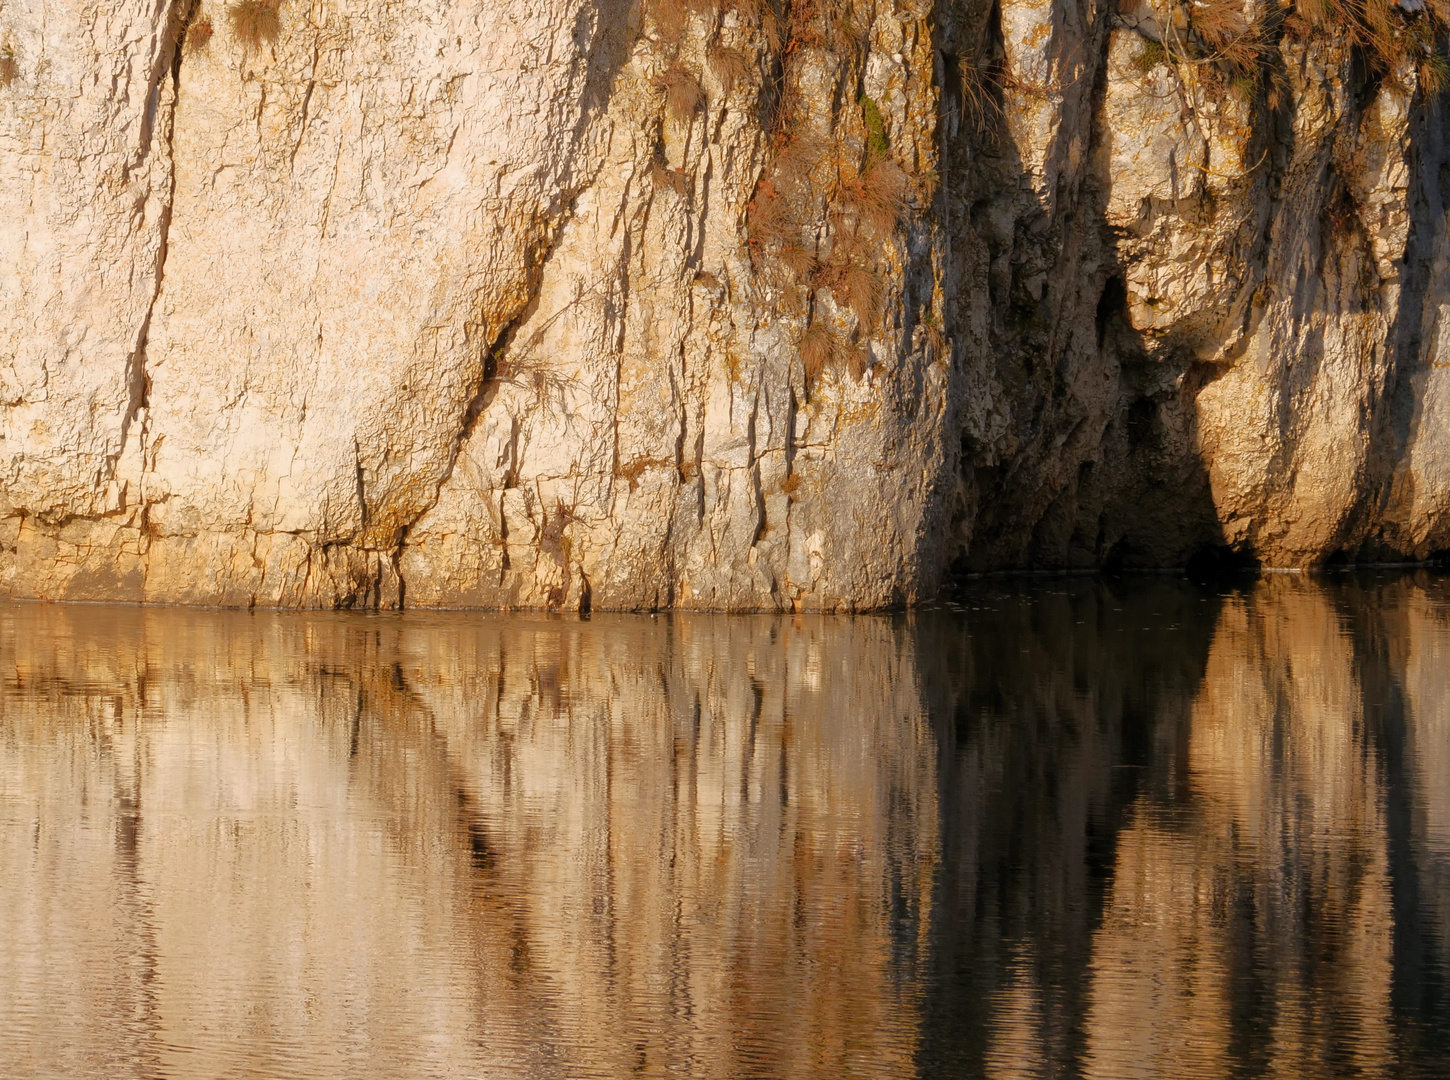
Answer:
[{"left": 5, "top": 0, "right": 1450, "bottom": 607}]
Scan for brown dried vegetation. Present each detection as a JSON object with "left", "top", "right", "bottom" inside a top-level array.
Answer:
[
  {"left": 227, "top": 0, "right": 280, "bottom": 50},
  {"left": 659, "top": 63, "right": 704, "bottom": 123},
  {"left": 1190, "top": 0, "right": 1264, "bottom": 79},
  {"left": 651, "top": 159, "right": 692, "bottom": 197},
  {"left": 646, "top": 0, "right": 688, "bottom": 47},
  {"left": 957, "top": 52, "right": 1005, "bottom": 135},
  {"left": 1314, "top": 0, "right": 1450, "bottom": 95},
  {"left": 726, "top": 0, "right": 765, "bottom": 19},
  {"left": 708, "top": 44, "right": 754, "bottom": 95},
  {"left": 736, "top": 0, "right": 919, "bottom": 381},
  {"left": 829, "top": 260, "right": 883, "bottom": 325},
  {"left": 638, "top": 0, "right": 918, "bottom": 383},
  {"left": 837, "top": 156, "right": 909, "bottom": 238},
  {"left": 800, "top": 322, "right": 837, "bottom": 383},
  {"left": 0, "top": 46, "right": 16, "bottom": 87},
  {"left": 184, "top": 12, "right": 215, "bottom": 55},
  {"left": 616, "top": 456, "right": 673, "bottom": 491},
  {"left": 1156, "top": 0, "right": 1450, "bottom": 102},
  {"left": 778, "top": 244, "right": 818, "bottom": 278}
]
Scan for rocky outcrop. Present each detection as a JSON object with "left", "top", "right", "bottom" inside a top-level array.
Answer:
[{"left": 3, "top": 0, "right": 1450, "bottom": 609}]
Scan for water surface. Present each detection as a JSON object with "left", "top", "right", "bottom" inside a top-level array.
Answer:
[{"left": 1, "top": 575, "right": 1448, "bottom": 1077}]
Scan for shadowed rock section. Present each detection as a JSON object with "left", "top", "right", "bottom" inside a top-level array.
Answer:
[{"left": 3, "top": 0, "right": 1450, "bottom": 609}]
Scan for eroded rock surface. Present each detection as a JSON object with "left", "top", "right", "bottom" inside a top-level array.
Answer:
[{"left": 3, "top": 0, "right": 1450, "bottom": 609}]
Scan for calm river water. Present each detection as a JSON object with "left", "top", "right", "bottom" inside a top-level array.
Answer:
[{"left": 1, "top": 574, "right": 1448, "bottom": 1078}]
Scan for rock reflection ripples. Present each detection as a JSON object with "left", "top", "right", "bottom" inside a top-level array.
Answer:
[{"left": 0, "top": 575, "right": 1447, "bottom": 1078}]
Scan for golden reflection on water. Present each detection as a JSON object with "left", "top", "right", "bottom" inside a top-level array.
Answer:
[
  {"left": 0, "top": 610, "right": 935, "bottom": 1079},
  {"left": 1084, "top": 581, "right": 1396, "bottom": 1079},
  {"left": 1, "top": 576, "right": 1449, "bottom": 1078}
]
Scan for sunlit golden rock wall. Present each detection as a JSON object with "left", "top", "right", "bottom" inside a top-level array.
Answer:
[{"left": 5, "top": 0, "right": 1450, "bottom": 609}]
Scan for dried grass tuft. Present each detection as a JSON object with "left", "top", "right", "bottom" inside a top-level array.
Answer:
[
  {"left": 778, "top": 244, "right": 818, "bottom": 279},
  {"left": 647, "top": 0, "right": 687, "bottom": 46},
  {"left": 761, "top": 9, "right": 784, "bottom": 51},
  {"left": 0, "top": 47, "right": 16, "bottom": 88},
  {"left": 659, "top": 63, "right": 703, "bottom": 123},
  {"left": 650, "top": 160, "right": 692, "bottom": 197},
  {"left": 924, "top": 322, "right": 949, "bottom": 362},
  {"left": 185, "top": 12, "right": 215, "bottom": 55},
  {"left": 725, "top": 0, "right": 762, "bottom": 17},
  {"left": 708, "top": 44, "right": 753, "bottom": 96},
  {"left": 800, "top": 323, "right": 835, "bottom": 383},
  {"left": 774, "top": 127, "right": 828, "bottom": 178},
  {"left": 228, "top": 0, "right": 280, "bottom": 50},
  {"left": 958, "top": 53, "right": 1004, "bottom": 134},
  {"left": 835, "top": 262, "right": 882, "bottom": 326},
  {"left": 1290, "top": 0, "right": 1450, "bottom": 92},
  {"left": 1190, "top": 0, "right": 1262, "bottom": 77},
  {"left": 838, "top": 156, "right": 909, "bottom": 237},
  {"left": 1420, "top": 51, "right": 1450, "bottom": 95},
  {"left": 746, "top": 181, "right": 796, "bottom": 250}
]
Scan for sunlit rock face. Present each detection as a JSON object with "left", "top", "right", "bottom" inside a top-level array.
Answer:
[{"left": 3, "top": 0, "right": 1450, "bottom": 608}]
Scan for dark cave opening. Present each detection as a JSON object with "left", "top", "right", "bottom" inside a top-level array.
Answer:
[{"left": 1096, "top": 274, "right": 1126, "bottom": 348}]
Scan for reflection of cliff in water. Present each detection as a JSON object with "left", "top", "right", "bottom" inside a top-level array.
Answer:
[
  {"left": 1, "top": 577, "right": 1449, "bottom": 1077},
  {"left": 918, "top": 576, "right": 1450, "bottom": 1078},
  {"left": 0, "top": 609, "right": 938, "bottom": 1078},
  {"left": 915, "top": 580, "right": 1224, "bottom": 1076}
]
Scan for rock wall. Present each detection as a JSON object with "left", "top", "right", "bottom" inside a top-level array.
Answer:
[{"left": 3, "top": 0, "right": 1450, "bottom": 609}]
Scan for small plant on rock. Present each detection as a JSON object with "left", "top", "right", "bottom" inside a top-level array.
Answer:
[
  {"left": 708, "top": 43, "right": 753, "bottom": 95},
  {"left": 658, "top": 63, "right": 703, "bottom": 123},
  {"left": 185, "top": 10, "right": 215, "bottom": 55},
  {"left": 1133, "top": 39, "right": 1168, "bottom": 74},
  {"left": 859, "top": 94, "right": 889, "bottom": 156},
  {"left": 800, "top": 322, "right": 837, "bottom": 384},
  {"left": 227, "top": 0, "right": 280, "bottom": 51}
]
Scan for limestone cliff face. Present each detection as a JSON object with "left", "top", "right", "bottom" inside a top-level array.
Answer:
[{"left": 2, "top": 0, "right": 1449, "bottom": 610}]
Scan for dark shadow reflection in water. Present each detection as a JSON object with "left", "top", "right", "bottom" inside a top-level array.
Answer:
[
  {"left": 920, "top": 574, "right": 1450, "bottom": 1079},
  {"left": 0, "top": 575, "right": 1446, "bottom": 1078}
]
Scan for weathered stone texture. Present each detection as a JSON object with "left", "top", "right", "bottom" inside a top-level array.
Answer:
[{"left": 3, "top": 0, "right": 1450, "bottom": 609}]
